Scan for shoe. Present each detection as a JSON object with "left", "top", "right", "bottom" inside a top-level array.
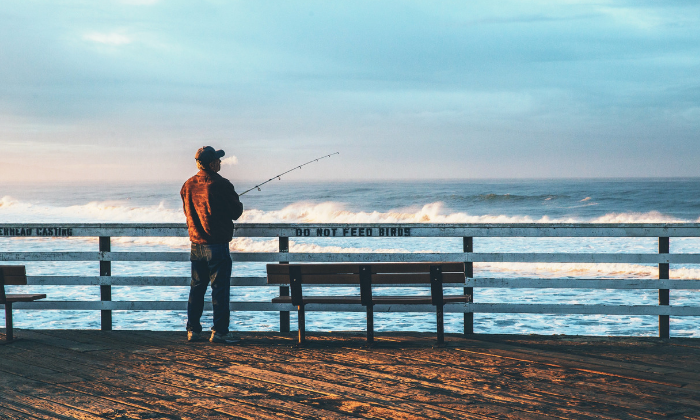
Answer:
[
  {"left": 187, "top": 331, "right": 203, "bottom": 342},
  {"left": 210, "top": 332, "right": 241, "bottom": 344}
]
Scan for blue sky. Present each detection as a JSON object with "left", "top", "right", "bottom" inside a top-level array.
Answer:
[{"left": 1, "top": 0, "right": 699, "bottom": 183}]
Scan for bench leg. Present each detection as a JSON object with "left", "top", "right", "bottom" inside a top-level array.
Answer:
[
  {"left": 297, "top": 305, "right": 305, "bottom": 344},
  {"left": 436, "top": 304, "right": 444, "bottom": 345},
  {"left": 366, "top": 305, "right": 374, "bottom": 343},
  {"left": 5, "top": 302, "right": 13, "bottom": 342},
  {"left": 280, "top": 286, "right": 290, "bottom": 333}
]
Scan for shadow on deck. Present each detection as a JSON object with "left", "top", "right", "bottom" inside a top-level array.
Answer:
[{"left": 1, "top": 330, "right": 699, "bottom": 419}]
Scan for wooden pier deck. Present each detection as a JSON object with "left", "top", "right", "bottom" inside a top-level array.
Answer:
[{"left": 1, "top": 330, "right": 699, "bottom": 419}]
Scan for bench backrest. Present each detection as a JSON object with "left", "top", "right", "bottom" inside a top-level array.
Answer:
[
  {"left": 267, "top": 263, "right": 465, "bottom": 307},
  {"left": 0, "top": 265, "right": 28, "bottom": 304},
  {"left": 266, "top": 263, "right": 466, "bottom": 285}
]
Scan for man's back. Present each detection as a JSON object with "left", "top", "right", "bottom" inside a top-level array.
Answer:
[{"left": 181, "top": 170, "right": 243, "bottom": 244}]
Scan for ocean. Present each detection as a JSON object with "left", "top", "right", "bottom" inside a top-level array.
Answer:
[{"left": 2, "top": 178, "right": 699, "bottom": 336}]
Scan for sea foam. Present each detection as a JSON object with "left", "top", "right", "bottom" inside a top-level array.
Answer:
[{"left": 2, "top": 196, "right": 692, "bottom": 224}]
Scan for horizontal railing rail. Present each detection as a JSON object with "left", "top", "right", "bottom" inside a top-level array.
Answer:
[
  {"left": 7, "top": 302, "right": 700, "bottom": 316},
  {"left": 2, "top": 252, "right": 700, "bottom": 264},
  {"left": 1, "top": 222, "right": 700, "bottom": 237},
  {"left": 2, "top": 223, "right": 700, "bottom": 338},
  {"left": 19, "top": 276, "right": 700, "bottom": 289}
]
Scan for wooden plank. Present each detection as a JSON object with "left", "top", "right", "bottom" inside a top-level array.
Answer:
[
  {"left": 257, "top": 252, "right": 700, "bottom": 264},
  {"left": 369, "top": 262, "right": 465, "bottom": 273},
  {"left": 267, "top": 273, "right": 362, "bottom": 284},
  {"left": 146, "top": 334, "right": 697, "bottom": 412},
  {"left": 3, "top": 222, "right": 700, "bottom": 237},
  {"left": 0, "top": 252, "right": 103, "bottom": 262},
  {"left": 0, "top": 223, "right": 186, "bottom": 237},
  {"left": 268, "top": 264, "right": 361, "bottom": 275},
  {"left": 216, "top": 334, "right": 700, "bottom": 416},
  {"left": 59, "top": 331, "right": 494, "bottom": 419},
  {"left": 273, "top": 296, "right": 363, "bottom": 304},
  {"left": 467, "top": 277, "right": 700, "bottom": 289},
  {"left": 273, "top": 295, "right": 466, "bottom": 304},
  {"left": 0, "top": 364, "right": 237, "bottom": 420},
  {"left": 268, "top": 272, "right": 465, "bottom": 285},
  {"left": 148, "top": 334, "right": 674, "bottom": 419},
  {"left": 461, "top": 335, "right": 700, "bottom": 388},
  {"left": 2, "top": 331, "right": 321, "bottom": 419},
  {"left": 38, "top": 330, "right": 473, "bottom": 419},
  {"left": 22, "top": 275, "right": 700, "bottom": 289},
  {"left": 24, "top": 275, "right": 461, "bottom": 288},
  {"left": 0, "top": 266, "right": 26, "bottom": 287},
  {"left": 0, "top": 265, "right": 26, "bottom": 276},
  {"left": 81, "top": 331, "right": 700, "bottom": 418},
  {"left": 7, "top": 301, "right": 700, "bottom": 316},
  {"left": 4, "top": 250, "right": 700, "bottom": 264},
  {"left": 0, "top": 388, "right": 108, "bottom": 420},
  {"left": 249, "top": 350, "right": 652, "bottom": 419},
  {"left": 0, "top": 396, "right": 77, "bottom": 420},
  {"left": 300, "top": 339, "right": 700, "bottom": 418},
  {"left": 245, "top": 252, "right": 700, "bottom": 264},
  {"left": 467, "top": 303, "right": 700, "bottom": 316},
  {"left": 374, "top": 272, "right": 464, "bottom": 283},
  {"left": 4, "top": 294, "right": 46, "bottom": 302},
  {"left": 1, "top": 276, "right": 28, "bottom": 286},
  {"left": 27, "top": 275, "right": 267, "bottom": 286},
  {"left": 232, "top": 223, "right": 700, "bottom": 238}
]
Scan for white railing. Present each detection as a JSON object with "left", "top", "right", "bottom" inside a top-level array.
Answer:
[{"left": 2, "top": 223, "right": 700, "bottom": 337}]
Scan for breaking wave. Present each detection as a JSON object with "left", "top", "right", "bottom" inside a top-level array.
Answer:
[
  {"left": 1, "top": 196, "right": 695, "bottom": 224},
  {"left": 0, "top": 196, "right": 183, "bottom": 223},
  {"left": 479, "top": 262, "right": 700, "bottom": 280},
  {"left": 238, "top": 202, "right": 692, "bottom": 224}
]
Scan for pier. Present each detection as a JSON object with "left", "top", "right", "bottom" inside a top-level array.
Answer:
[
  {"left": 2, "top": 331, "right": 700, "bottom": 419},
  {"left": 2, "top": 223, "right": 700, "bottom": 418}
]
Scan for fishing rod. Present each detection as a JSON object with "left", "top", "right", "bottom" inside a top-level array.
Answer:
[{"left": 239, "top": 152, "right": 339, "bottom": 196}]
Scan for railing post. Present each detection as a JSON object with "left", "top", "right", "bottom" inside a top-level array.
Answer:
[
  {"left": 659, "top": 237, "right": 670, "bottom": 339},
  {"left": 279, "top": 236, "right": 290, "bottom": 333},
  {"left": 99, "top": 236, "right": 112, "bottom": 331},
  {"left": 464, "top": 237, "right": 473, "bottom": 335}
]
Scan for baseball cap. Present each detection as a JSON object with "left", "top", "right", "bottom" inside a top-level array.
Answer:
[{"left": 195, "top": 146, "right": 225, "bottom": 164}]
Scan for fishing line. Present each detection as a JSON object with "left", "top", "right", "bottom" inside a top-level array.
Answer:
[{"left": 239, "top": 152, "right": 339, "bottom": 196}]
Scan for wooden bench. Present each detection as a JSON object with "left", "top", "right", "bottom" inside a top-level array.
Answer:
[
  {"left": 0, "top": 265, "right": 46, "bottom": 342},
  {"left": 267, "top": 262, "right": 468, "bottom": 345}
]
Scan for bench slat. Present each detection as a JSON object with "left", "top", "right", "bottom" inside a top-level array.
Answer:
[
  {"left": 267, "top": 264, "right": 359, "bottom": 275},
  {"left": 266, "top": 262, "right": 465, "bottom": 276},
  {"left": 1, "top": 275, "right": 29, "bottom": 286},
  {"left": 0, "top": 266, "right": 27, "bottom": 277},
  {"left": 267, "top": 272, "right": 465, "bottom": 285},
  {"left": 3, "top": 294, "right": 46, "bottom": 302},
  {"left": 273, "top": 296, "right": 363, "bottom": 304},
  {"left": 272, "top": 295, "right": 469, "bottom": 304},
  {"left": 368, "top": 262, "right": 465, "bottom": 274}
]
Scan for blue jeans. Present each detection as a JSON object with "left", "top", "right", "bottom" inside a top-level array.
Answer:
[{"left": 187, "top": 243, "right": 232, "bottom": 334}]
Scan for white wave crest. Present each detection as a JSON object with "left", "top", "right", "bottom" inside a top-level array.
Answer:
[
  {"left": 239, "top": 202, "right": 580, "bottom": 223},
  {"left": 239, "top": 201, "right": 692, "bottom": 224},
  {"left": 228, "top": 238, "right": 414, "bottom": 254},
  {"left": 0, "top": 196, "right": 693, "bottom": 224},
  {"left": 591, "top": 211, "right": 686, "bottom": 223},
  {"left": 479, "top": 262, "right": 700, "bottom": 280},
  {"left": 0, "top": 196, "right": 184, "bottom": 223}
]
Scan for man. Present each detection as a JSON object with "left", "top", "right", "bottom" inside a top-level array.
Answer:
[{"left": 181, "top": 146, "right": 244, "bottom": 343}]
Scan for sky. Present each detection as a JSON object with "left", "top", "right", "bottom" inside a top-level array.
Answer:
[{"left": 0, "top": 0, "right": 699, "bottom": 184}]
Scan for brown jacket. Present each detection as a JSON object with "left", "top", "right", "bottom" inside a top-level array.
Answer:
[{"left": 181, "top": 170, "right": 243, "bottom": 244}]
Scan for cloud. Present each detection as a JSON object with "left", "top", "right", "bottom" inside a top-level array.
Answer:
[
  {"left": 83, "top": 32, "right": 132, "bottom": 46},
  {"left": 221, "top": 156, "right": 238, "bottom": 166},
  {"left": 2, "top": 1, "right": 700, "bottom": 182}
]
